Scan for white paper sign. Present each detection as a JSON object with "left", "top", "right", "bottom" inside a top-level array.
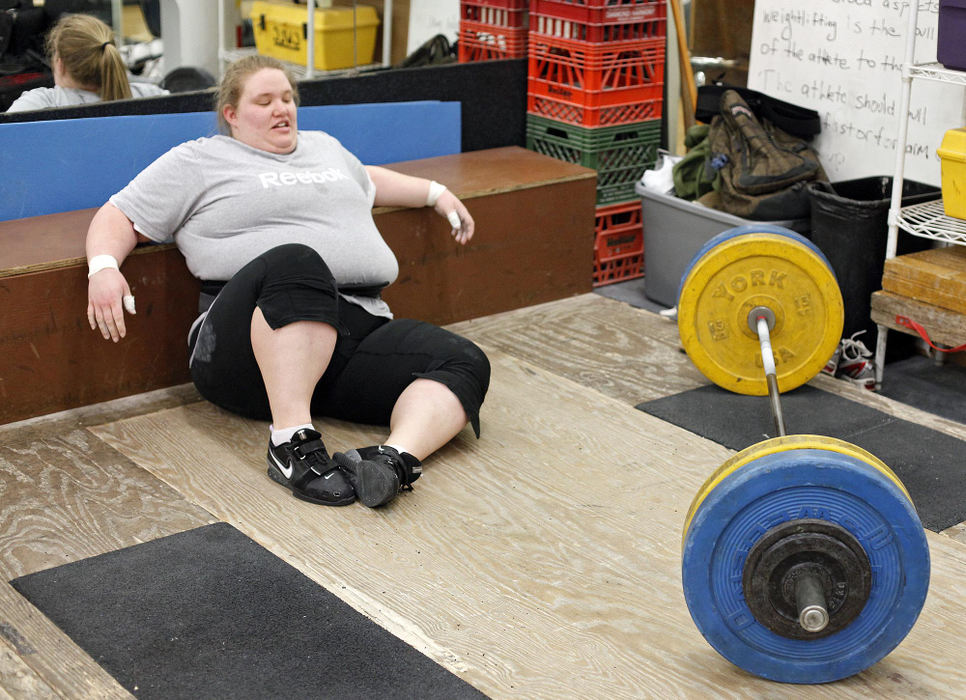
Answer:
[
  {"left": 748, "top": 2, "right": 964, "bottom": 186},
  {"left": 407, "top": 0, "right": 460, "bottom": 54}
]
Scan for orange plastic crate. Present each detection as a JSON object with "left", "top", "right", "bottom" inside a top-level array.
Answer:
[
  {"left": 538, "top": 0, "right": 662, "bottom": 8},
  {"left": 528, "top": 35, "right": 665, "bottom": 93},
  {"left": 594, "top": 251, "right": 643, "bottom": 286},
  {"left": 527, "top": 91, "right": 662, "bottom": 126},
  {"left": 461, "top": 0, "right": 528, "bottom": 28},
  {"left": 466, "top": 0, "right": 528, "bottom": 8},
  {"left": 594, "top": 199, "right": 643, "bottom": 236},
  {"left": 530, "top": 0, "right": 665, "bottom": 42},
  {"left": 593, "top": 200, "right": 644, "bottom": 286},
  {"left": 531, "top": 0, "right": 663, "bottom": 23},
  {"left": 458, "top": 20, "right": 528, "bottom": 61}
]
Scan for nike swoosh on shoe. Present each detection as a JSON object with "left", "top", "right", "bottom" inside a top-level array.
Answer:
[{"left": 270, "top": 451, "right": 294, "bottom": 480}]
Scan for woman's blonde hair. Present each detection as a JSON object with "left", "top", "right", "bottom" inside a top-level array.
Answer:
[
  {"left": 215, "top": 55, "right": 300, "bottom": 135},
  {"left": 47, "top": 13, "right": 131, "bottom": 101}
]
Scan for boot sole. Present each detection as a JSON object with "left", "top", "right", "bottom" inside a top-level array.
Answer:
[{"left": 335, "top": 456, "right": 399, "bottom": 507}]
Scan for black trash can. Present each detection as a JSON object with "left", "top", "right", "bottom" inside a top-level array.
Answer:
[{"left": 808, "top": 177, "right": 939, "bottom": 357}]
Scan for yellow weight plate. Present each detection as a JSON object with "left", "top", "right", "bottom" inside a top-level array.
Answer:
[
  {"left": 678, "top": 233, "right": 844, "bottom": 395},
  {"left": 682, "top": 435, "right": 912, "bottom": 545}
]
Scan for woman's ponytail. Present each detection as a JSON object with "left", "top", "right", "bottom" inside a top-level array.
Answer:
[{"left": 98, "top": 41, "right": 132, "bottom": 101}]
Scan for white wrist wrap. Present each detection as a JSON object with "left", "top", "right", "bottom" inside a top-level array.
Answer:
[
  {"left": 88, "top": 254, "right": 119, "bottom": 278},
  {"left": 426, "top": 180, "right": 447, "bottom": 207}
]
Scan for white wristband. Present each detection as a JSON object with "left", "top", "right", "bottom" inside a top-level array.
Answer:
[
  {"left": 426, "top": 180, "right": 447, "bottom": 207},
  {"left": 88, "top": 254, "right": 119, "bottom": 278}
]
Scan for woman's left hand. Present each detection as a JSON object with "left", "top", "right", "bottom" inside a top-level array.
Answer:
[{"left": 434, "top": 189, "right": 474, "bottom": 245}]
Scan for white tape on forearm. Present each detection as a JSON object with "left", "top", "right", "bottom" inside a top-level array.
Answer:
[
  {"left": 426, "top": 180, "right": 447, "bottom": 207},
  {"left": 88, "top": 254, "right": 119, "bottom": 278}
]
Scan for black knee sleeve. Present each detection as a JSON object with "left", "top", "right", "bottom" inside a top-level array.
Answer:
[{"left": 254, "top": 243, "right": 342, "bottom": 330}]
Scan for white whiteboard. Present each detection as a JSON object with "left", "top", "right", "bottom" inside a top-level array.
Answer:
[
  {"left": 748, "top": 2, "right": 965, "bottom": 186},
  {"left": 407, "top": 0, "right": 460, "bottom": 54}
]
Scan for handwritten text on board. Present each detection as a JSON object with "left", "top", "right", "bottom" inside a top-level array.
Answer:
[{"left": 749, "top": 2, "right": 963, "bottom": 186}]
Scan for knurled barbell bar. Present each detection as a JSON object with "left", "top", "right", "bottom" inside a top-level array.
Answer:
[{"left": 676, "top": 226, "right": 930, "bottom": 684}]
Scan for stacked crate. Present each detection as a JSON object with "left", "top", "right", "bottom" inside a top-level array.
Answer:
[
  {"left": 524, "top": 0, "right": 666, "bottom": 285},
  {"left": 458, "top": 0, "right": 529, "bottom": 62}
]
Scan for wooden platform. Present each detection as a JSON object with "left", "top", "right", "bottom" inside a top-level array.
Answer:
[
  {"left": 872, "top": 290, "right": 966, "bottom": 348},
  {"left": 3, "top": 294, "right": 966, "bottom": 698},
  {"left": 874, "top": 245, "right": 966, "bottom": 358},
  {"left": 881, "top": 245, "right": 966, "bottom": 315},
  {"left": 0, "top": 147, "right": 596, "bottom": 424}
]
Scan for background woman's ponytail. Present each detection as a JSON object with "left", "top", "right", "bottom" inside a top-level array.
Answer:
[
  {"left": 98, "top": 41, "right": 132, "bottom": 101},
  {"left": 47, "top": 14, "right": 132, "bottom": 101}
]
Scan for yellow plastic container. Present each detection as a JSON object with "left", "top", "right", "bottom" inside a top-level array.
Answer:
[
  {"left": 251, "top": 1, "right": 380, "bottom": 71},
  {"left": 937, "top": 127, "right": 966, "bottom": 219}
]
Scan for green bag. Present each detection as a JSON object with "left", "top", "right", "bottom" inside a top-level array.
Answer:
[
  {"left": 698, "top": 90, "right": 827, "bottom": 220},
  {"left": 672, "top": 124, "right": 713, "bottom": 201}
]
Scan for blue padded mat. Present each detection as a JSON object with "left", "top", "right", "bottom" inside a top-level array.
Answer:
[{"left": 0, "top": 101, "right": 460, "bottom": 221}]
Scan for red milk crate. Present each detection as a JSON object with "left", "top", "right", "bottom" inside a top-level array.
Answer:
[
  {"left": 461, "top": 0, "right": 528, "bottom": 29},
  {"left": 594, "top": 252, "right": 643, "bottom": 285},
  {"left": 528, "top": 35, "right": 665, "bottom": 94},
  {"left": 538, "top": 0, "right": 663, "bottom": 8},
  {"left": 527, "top": 91, "right": 663, "bottom": 127},
  {"left": 593, "top": 199, "right": 644, "bottom": 286},
  {"left": 459, "top": 19, "right": 528, "bottom": 61},
  {"left": 530, "top": 0, "right": 665, "bottom": 42}
]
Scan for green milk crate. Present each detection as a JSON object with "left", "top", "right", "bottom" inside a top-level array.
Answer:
[{"left": 525, "top": 114, "right": 662, "bottom": 205}]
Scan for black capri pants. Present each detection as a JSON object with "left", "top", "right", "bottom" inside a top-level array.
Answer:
[{"left": 188, "top": 244, "right": 490, "bottom": 436}]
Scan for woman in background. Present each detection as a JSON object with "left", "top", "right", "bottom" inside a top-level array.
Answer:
[{"left": 6, "top": 13, "right": 166, "bottom": 112}]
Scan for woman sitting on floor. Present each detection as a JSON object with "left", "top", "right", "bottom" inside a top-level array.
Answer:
[{"left": 84, "top": 55, "right": 490, "bottom": 509}]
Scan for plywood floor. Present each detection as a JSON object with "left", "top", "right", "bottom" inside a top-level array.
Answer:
[{"left": 2, "top": 293, "right": 966, "bottom": 698}]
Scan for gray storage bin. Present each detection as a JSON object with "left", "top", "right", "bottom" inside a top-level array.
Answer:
[{"left": 635, "top": 182, "right": 809, "bottom": 307}]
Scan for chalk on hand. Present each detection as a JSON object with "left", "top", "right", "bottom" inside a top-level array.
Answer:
[
  {"left": 447, "top": 210, "right": 461, "bottom": 229},
  {"left": 123, "top": 295, "right": 136, "bottom": 314}
]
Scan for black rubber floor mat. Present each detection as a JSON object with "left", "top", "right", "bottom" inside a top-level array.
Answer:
[
  {"left": 637, "top": 385, "right": 966, "bottom": 532},
  {"left": 11, "top": 522, "right": 488, "bottom": 699},
  {"left": 877, "top": 354, "right": 966, "bottom": 425}
]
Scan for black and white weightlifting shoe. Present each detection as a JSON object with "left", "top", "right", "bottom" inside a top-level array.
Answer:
[
  {"left": 267, "top": 429, "right": 355, "bottom": 506},
  {"left": 333, "top": 445, "right": 422, "bottom": 508}
]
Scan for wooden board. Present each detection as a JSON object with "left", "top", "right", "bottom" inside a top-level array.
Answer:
[
  {"left": 87, "top": 346, "right": 966, "bottom": 698},
  {"left": 881, "top": 246, "right": 966, "bottom": 315},
  {"left": 379, "top": 178, "right": 596, "bottom": 324},
  {"left": 0, "top": 251, "right": 200, "bottom": 424},
  {"left": 453, "top": 294, "right": 966, "bottom": 443},
  {"left": 448, "top": 293, "right": 705, "bottom": 405},
  {"left": 5, "top": 293, "right": 966, "bottom": 697},
  {"left": 871, "top": 290, "right": 966, "bottom": 348}
]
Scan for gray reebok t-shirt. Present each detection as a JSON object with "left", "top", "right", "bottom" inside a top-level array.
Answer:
[{"left": 110, "top": 132, "right": 398, "bottom": 317}]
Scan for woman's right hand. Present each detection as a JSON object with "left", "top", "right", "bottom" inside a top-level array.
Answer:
[{"left": 87, "top": 268, "right": 135, "bottom": 342}]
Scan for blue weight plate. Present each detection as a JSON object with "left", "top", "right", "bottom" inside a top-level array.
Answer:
[
  {"left": 677, "top": 225, "right": 837, "bottom": 305},
  {"left": 681, "top": 448, "right": 930, "bottom": 684}
]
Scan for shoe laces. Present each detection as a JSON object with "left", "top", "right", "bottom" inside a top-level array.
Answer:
[{"left": 840, "top": 331, "right": 873, "bottom": 363}]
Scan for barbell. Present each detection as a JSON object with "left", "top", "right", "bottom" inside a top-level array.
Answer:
[{"left": 676, "top": 226, "right": 930, "bottom": 684}]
